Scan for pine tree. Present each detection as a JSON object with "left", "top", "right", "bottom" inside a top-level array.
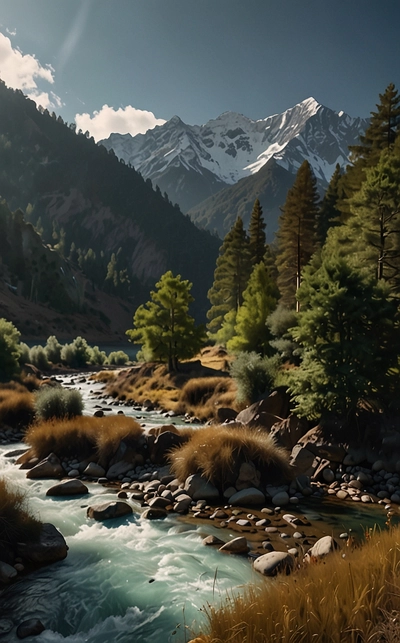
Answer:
[
  {"left": 347, "top": 142, "right": 400, "bottom": 292},
  {"left": 341, "top": 84, "right": 400, "bottom": 214},
  {"left": 276, "top": 161, "right": 319, "bottom": 310},
  {"left": 317, "top": 164, "right": 343, "bottom": 244},
  {"left": 248, "top": 199, "right": 266, "bottom": 265},
  {"left": 126, "top": 271, "right": 205, "bottom": 371},
  {"left": 351, "top": 83, "right": 400, "bottom": 166},
  {"left": 287, "top": 256, "right": 400, "bottom": 420},
  {"left": 227, "top": 262, "right": 278, "bottom": 355},
  {"left": 207, "top": 217, "right": 251, "bottom": 338}
]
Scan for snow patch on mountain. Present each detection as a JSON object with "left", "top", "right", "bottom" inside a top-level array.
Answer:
[{"left": 100, "top": 98, "right": 368, "bottom": 212}]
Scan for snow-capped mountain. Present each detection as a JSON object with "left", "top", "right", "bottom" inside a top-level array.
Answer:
[{"left": 99, "top": 98, "right": 368, "bottom": 233}]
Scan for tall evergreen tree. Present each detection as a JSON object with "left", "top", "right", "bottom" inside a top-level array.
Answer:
[
  {"left": 347, "top": 142, "right": 400, "bottom": 293},
  {"left": 227, "top": 262, "right": 278, "bottom": 355},
  {"left": 276, "top": 161, "right": 319, "bottom": 310},
  {"left": 248, "top": 198, "right": 266, "bottom": 266},
  {"left": 317, "top": 164, "right": 343, "bottom": 244},
  {"left": 341, "top": 84, "right": 400, "bottom": 216},
  {"left": 127, "top": 271, "right": 205, "bottom": 371},
  {"left": 207, "top": 217, "right": 251, "bottom": 338},
  {"left": 286, "top": 256, "right": 400, "bottom": 420}
]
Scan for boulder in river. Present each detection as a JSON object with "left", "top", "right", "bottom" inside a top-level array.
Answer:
[
  {"left": 16, "top": 618, "right": 45, "bottom": 639},
  {"left": 87, "top": 501, "right": 133, "bottom": 521},
  {"left": 16, "top": 523, "right": 68, "bottom": 563},
  {"left": 46, "top": 479, "right": 89, "bottom": 496},
  {"left": 184, "top": 474, "right": 220, "bottom": 501},
  {"left": 26, "top": 453, "right": 65, "bottom": 479}
]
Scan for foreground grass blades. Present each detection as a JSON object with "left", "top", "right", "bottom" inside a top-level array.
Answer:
[
  {"left": 169, "top": 425, "right": 291, "bottom": 487},
  {"left": 0, "top": 478, "right": 42, "bottom": 547},
  {"left": 194, "top": 527, "right": 400, "bottom": 643}
]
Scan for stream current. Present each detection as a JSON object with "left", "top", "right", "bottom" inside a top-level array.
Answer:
[
  {"left": 0, "top": 374, "right": 257, "bottom": 643},
  {"left": 0, "top": 373, "right": 395, "bottom": 642}
]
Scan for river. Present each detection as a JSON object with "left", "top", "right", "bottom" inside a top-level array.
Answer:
[{"left": 0, "top": 372, "right": 394, "bottom": 642}]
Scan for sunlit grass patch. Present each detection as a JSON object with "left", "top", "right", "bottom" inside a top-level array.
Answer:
[
  {"left": 24, "top": 414, "right": 144, "bottom": 462},
  {"left": 0, "top": 384, "right": 35, "bottom": 430},
  {"left": 169, "top": 425, "right": 291, "bottom": 488},
  {"left": 195, "top": 526, "right": 400, "bottom": 643}
]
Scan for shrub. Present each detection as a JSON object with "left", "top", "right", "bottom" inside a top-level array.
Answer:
[
  {"left": 0, "top": 318, "right": 21, "bottom": 382},
  {"left": 266, "top": 303, "right": 299, "bottom": 361},
  {"left": 35, "top": 386, "right": 84, "bottom": 420},
  {"left": 44, "top": 335, "right": 62, "bottom": 364},
  {"left": 107, "top": 350, "right": 129, "bottom": 365},
  {"left": 60, "top": 336, "right": 91, "bottom": 368},
  {"left": 230, "top": 351, "right": 281, "bottom": 404},
  {"left": 24, "top": 415, "right": 143, "bottom": 462},
  {"left": 0, "top": 385, "right": 35, "bottom": 429},
  {"left": 0, "top": 478, "right": 42, "bottom": 547},
  {"left": 18, "top": 342, "right": 31, "bottom": 366},
  {"left": 88, "top": 345, "right": 107, "bottom": 365},
  {"left": 169, "top": 425, "right": 291, "bottom": 489},
  {"left": 197, "top": 526, "right": 400, "bottom": 643},
  {"left": 29, "top": 345, "right": 50, "bottom": 370}
]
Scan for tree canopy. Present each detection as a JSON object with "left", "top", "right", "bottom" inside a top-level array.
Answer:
[{"left": 127, "top": 271, "right": 205, "bottom": 371}]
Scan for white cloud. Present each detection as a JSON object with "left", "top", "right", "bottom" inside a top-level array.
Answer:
[
  {"left": 0, "top": 31, "right": 61, "bottom": 109},
  {"left": 75, "top": 104, "right": 166, "bottom": 142}
]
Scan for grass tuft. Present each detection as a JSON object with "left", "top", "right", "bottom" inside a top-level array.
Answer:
[
  {"left": 169, "top": 425, "right": 291, "bottom": 488},
  {"left": 196, "top": 526, "right": 400, "bottom": 643},
  {"left": 24, "top": 414, "right": 144, "bottom": 463},
  {"left": 0, "top": 478, "right": 42, "bottom": 547},
  {"left": 34, "top": 386, "right": 83, "bottom": 420},
  {"left": 0, "top": 384, "right": 35, "bottom": 430}
]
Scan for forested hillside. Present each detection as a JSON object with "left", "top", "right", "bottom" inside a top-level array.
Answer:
[{"left": 0, "top": 80, "right": 220, "bottom": 325}]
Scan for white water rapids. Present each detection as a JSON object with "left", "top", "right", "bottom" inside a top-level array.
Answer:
[{"left": 0, "top": 374, "right": 258, "bottom": 643}]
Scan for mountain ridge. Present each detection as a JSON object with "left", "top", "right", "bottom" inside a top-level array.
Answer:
[{"left": 99, "top": 98, "right": 368, "bottom": 229}]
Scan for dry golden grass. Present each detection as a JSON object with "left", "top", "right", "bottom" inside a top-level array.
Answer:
[
  {"left": 194, "top": 527, "right": 400, "bottom": 643},
  {"left": 169, "top": 425, "right": 291, "bottom": 488},
  {"left": 98, "top": 361, "right": 238, "bottom": 421},
  {"left": 0, "top": 385, "right": 35, "bottom": 430},
  {"left": 24, "top": 415, "right": 143, "bottom": 462},
  {"left": 0, "top": 477, "right": 42, "bottom": 546}
]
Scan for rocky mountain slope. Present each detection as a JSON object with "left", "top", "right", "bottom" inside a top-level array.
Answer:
[
  {"left": 100, "top": 98, "right": 368, "bottom": 238},
  {"left": 0, "top": 81, "right": 220, "bottom": 328}
]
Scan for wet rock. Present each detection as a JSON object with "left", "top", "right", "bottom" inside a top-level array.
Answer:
[
  {"left": 83, "top": 463, "right": 106, "bottom": 478},
  {"left": 202, "top": 534, "right": 224, "bottom": 546},
  {"left": 184, "top": 474, "right": 220, "bottom": 501},
  {"left": 46, "top": 479, "right": 88, "bottom": 496},
  {"left": 17, "top": 523, "right": 68, "bottom": 563},
  {"left": 271, "top": 491, "right": 289, "bottom": 506},
  {"left": 141, "top": 507, "right": 167, "bottom": 520},
  {"left": 0, "top": 561, "right": 18, "bottom": 583},
  {"left": 106, "top": 461, "right": 133, "bottom": 480},
  {"left": 0, "top": 619, "right": 13, "bottom": 635},
  {"left": 173, "top": 494, "right": 192, "bottom": 513},
  {"left": 253, "top": 551, "right": 294, "bottom": 576},
  {"left": 26, "top": 453, "right": 64, "bottom": 479},
  {"left": 150, "top": 431, "right": 185, "bottom": 464},
  {"left": 16, "top": 619, "right": 45, "bottom": 639},
  {"left": 147, "top": 496, "right": 171, "bottom": 509},
  {"left": 229, "top": 487, "right": 265, "bottom": 506},
  {"left": 87, "top": 501, "right": 133, "bottom": 521},
  {"left": 219, "top": 536, "right": 249, "bottom": 554}
]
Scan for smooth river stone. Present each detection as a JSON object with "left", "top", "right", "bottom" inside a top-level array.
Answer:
[
  {"left": 229, "top": 488, "right": 265, "bottom": 506},
  {"left": 46, "top": 479, "right": 88, "bottom": 496},
  {"left": 87, "top": 501, "right": 133, "bottom": 521},
  {"left": 219, "top": 536, "right": 249, "bottom": 554},
  {"left": 253, "top": 551, "right": 294, "bottom": 576}
]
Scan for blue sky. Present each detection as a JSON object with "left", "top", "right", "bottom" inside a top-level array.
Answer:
[{"left": 0, "top": 0, "right": 399, "bottom": 140}]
